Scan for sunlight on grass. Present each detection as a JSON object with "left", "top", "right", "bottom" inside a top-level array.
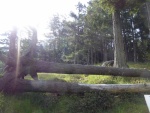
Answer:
[
  {"left": 25, "top": 72, "right": 150, "bottom": 84},
  {"left": 25, "top": 73, "right": 86, "bottom": 83}
]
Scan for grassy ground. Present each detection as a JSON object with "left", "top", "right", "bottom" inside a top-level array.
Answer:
[{"left": 0, "top": 62, "right": 150, "bottom": 113}]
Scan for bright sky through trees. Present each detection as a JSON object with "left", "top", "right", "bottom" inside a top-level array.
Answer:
[{"left": 0, "top": 0, "right": 89, "bottom": 40}]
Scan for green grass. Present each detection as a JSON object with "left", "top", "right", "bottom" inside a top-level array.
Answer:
[
  {"left": 128, "top": 62, "right": 150, "bottom": 70},
  {"left": 26, "top": 73, "right": 150, "bottom": 84},
  {"left": 0, "top": 92, "right": 148, "bottom": 113},
  {"left": 105, "top": 102, "right": 148, "bottom": 113},
  {"left": 1, "top": 62, "right": 150, "bottom": 113}
]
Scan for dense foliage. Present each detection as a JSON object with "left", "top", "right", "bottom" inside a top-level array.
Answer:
[
  {"left": 0, "top": 1, "right": 149, "bottom": 65},
  {"left": 43, "top": 1, "right": 150, "bottom": 64}
]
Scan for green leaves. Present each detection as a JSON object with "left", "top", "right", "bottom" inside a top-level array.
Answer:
[{"left": 98, "top": 0, "right": 147, "bottom": 14}]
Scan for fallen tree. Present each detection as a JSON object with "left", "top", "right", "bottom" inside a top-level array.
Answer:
[
  {"left": 36, "top": 60, "right": 150, "bottom": 78},
  {"left": 1, "top": 27, "right": 150, "bottom": 94},
  {"left": 1, "top": 72, "right": 150, "bottom": 93}
]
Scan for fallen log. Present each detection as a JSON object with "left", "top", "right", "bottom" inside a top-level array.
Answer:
[
  {"left": 0, "top": 72, "right": 150, "bottom": 93},
  {"left": 0, "top": 74, "right": 150, "bottom": 93},
  {"left": 36, "top": 60, "right": 150, "bottom": 78}
]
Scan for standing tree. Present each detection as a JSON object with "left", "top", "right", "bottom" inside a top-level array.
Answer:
[
  {"left": 99, "top": 0, "right": 147, "bottom": 67},
  {"left": 85, "top": 0, "right": 113, "bottom": 62},
  {"left": 70, "top": 2, "right": 86, "bottom": 64},
  {"left": 145, "top": 1, "right": 150, "bottom": 34}
]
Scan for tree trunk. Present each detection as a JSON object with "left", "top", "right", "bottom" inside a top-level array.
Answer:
[
  {"left": 112, "top": 10, "right": 127, "bottom": 68},
  {"left": 74, "top": 36, "right": 77, "bottom": 64},
  {"left": 133, "top": 39, "right": 137, "bottom": 62},
  {"left": 87, "top": 49, "right": 90, "bottom": 65},
  {"left": 1, "top": 72, "right": 150, "bottom": 93},
  {"left": 35, "top": 60, "right": 150, "bottom": 78},
  {"left": 91, "top": 49, "right": 93, "bottom": 64},
  {"left": 103, "top": 39, "right": 108, "bottom": 61},
  {"left": 146, "top": 2, "right": 150, "bottom": 37},
  {"left": 131, "top": 15, "right": 137, "bottom": 62}
]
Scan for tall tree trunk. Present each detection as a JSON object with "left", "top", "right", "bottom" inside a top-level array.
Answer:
[
  {"left": 74, "top": 36, "right": 77, "bottom": 64},
  {"left": 112, "top": 10, "right": 127, "bottom": 68},
  {"left": 103, "top": 39, "right": 108, "bottom": 61},
  {"left": 87, "top": 49, "right": 90, "bottom": 65},
  {"left": 146, "top": 2, "right": 150, "bottom": 37},
  {"left": 121, "top": 12, "right": 128, "bottom": 62},
  {"left": 122, "top": 27, "right": 128, "bottom": 61},
  {"left": 91, "top": 49, "right": 93, "bottom": 64},
  {"left": 133, "top": 40, "right": 137, "bottom": 62},
  {"left": 131, "top": 15, "right": 137, "bottom": 62}
]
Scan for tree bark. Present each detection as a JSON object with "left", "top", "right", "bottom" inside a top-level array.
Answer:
[{"left": 112, "top": 10, "right": 127, "bottom": 68}]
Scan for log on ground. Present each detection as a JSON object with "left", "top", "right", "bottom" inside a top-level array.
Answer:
[
  {"left": 1, "top": 73, "right": 150, "bottom": 93},
  {"left": 36, "top": 60, "right": 150, "bottom": 78}
]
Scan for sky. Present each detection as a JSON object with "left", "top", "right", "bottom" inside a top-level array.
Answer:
[{"left": 0, "top": 0, "right": 89, "bottom": 40}]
